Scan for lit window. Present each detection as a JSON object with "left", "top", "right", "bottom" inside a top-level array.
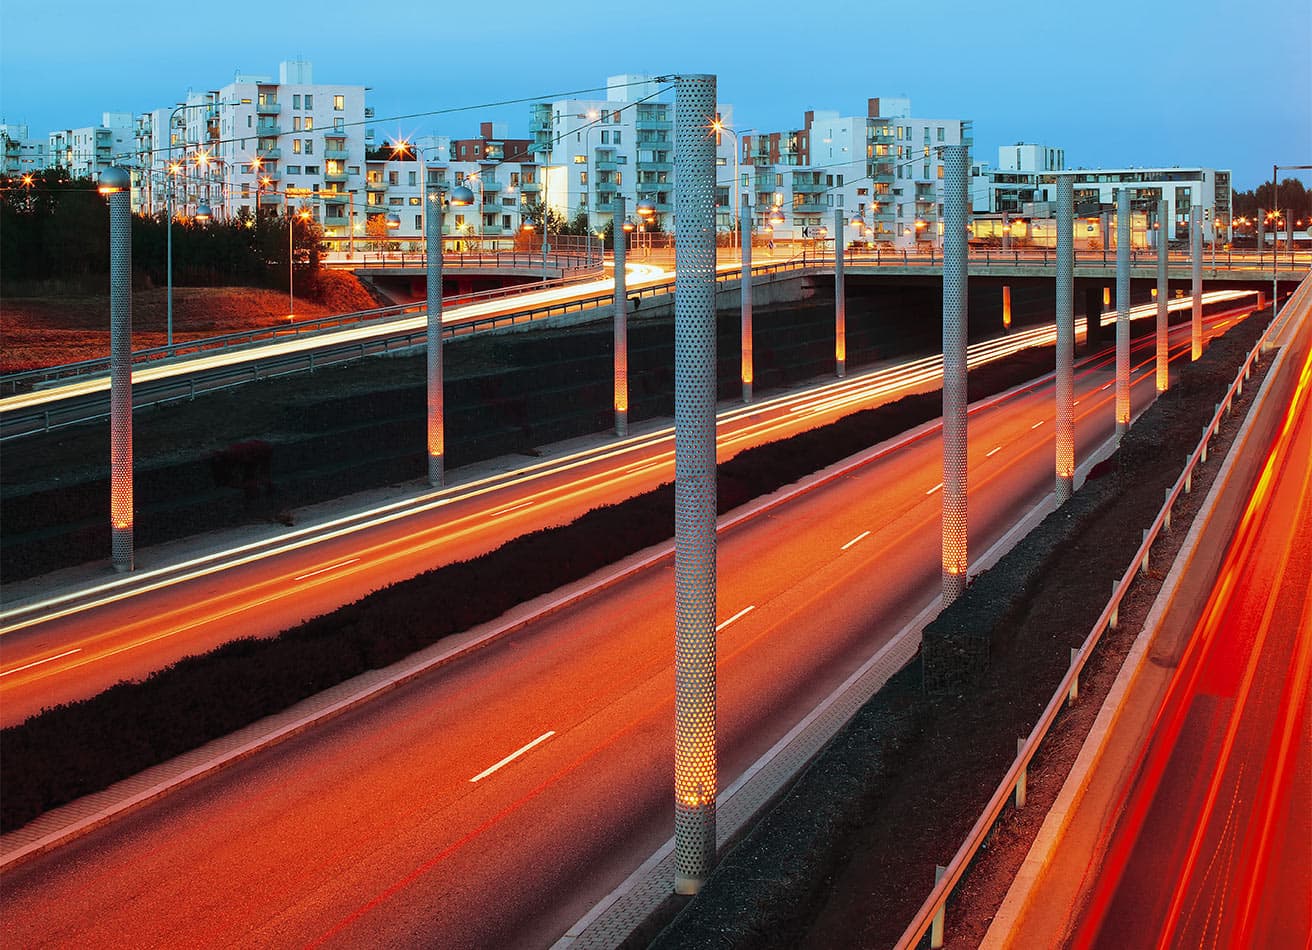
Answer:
[
  {"left": 292, "top": 140, "right": 302, "bottom": 154},
  {"left": 334, "top": 95, "right": 344, "bottom": 111},
  {"left": 305, "top": 117, "right": 313, "bottom": 131}
]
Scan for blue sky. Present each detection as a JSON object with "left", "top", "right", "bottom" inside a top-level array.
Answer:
[{"left": 3, "top": 0, "right": 1308, "bottom": 190}]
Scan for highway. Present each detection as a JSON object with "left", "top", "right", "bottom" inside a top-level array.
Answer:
[
  {"left": 0, "top": 299, "right": 1252, "bottom": 725},
  {"left": 1070, "top": 339, "right": 1312, "bottom": 949},
  {"left": 0, "top": 306, "right": 1255, "bottom": 948}
]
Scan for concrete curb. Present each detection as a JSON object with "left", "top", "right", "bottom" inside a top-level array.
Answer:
[{"left": 981, "top": 316, "right": 1304, "bottom": 947}]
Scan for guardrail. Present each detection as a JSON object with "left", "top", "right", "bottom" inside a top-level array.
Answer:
[
  {"left": 0, "top": 271, "right": 610, "bottom": 394},
  {"left": 338, "top": 250, "right": 601, "bottom": 271},
  {"left": 0, "top": 258, "right": 822, "bottom": 440},
  {"left": 894, "top": 277, "right": 1310, "bottom": 949}
]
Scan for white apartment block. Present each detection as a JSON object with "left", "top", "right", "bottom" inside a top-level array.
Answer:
[
  {"left": 46, "top": 112, "right": 133, "bottom": 179},
  {"left": 1, "top": 123, "right": 47, "bottom": 175},
  {"left": 969, "top": 145, "right": 1231, "bottom": 243},
  {"left": 529, "top": 74, "right": 737, "bottom": 235},
  {"left": 744, "top": 98, "right": 970, "bottom": 249}
]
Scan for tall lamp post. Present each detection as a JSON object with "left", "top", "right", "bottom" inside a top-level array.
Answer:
[
  {"left": 710, "top": 121, "right": 753, "bottom": 252},
  {"left": 100, "top": 166, "right": 134, "bottom": 572}
]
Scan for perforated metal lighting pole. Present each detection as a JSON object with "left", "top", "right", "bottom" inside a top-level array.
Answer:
[
  {"left": 425, "top": 181, "right": 445, "bottom": 487},
  {"left": 103, "top": 167, "right": 134, "bottom": 572},
  {"left": 834, "top": 205, "right": 846, "bottom": 377},
  {"left": 1115, "top": 188, "right": 1131, "bottom": 438},
  {"left": 741, "top": 191, "right": 753, "bottom": 403},
  {"left": 613, "top": 194, "right": 628, "bottom": 436},
  {"left": 1156, "top": 199, "right": 1169, "bottom": 393},
  {"left": 1055, "top": 175, "right": 1074, "bottom": 504},
  {"left": 1190, "top": 205, "right": 1203, "bottom": 360},
  {"left": 672, "top": 72, "right": 719, "bottom": 896},
  {"left": 941, "top": 144, "right": 969, "bottom": 603}
]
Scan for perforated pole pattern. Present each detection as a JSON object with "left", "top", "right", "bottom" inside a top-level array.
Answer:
[
  {"left": 740, "top": 192, "right": 753, "bottom": 403},
  {"left": 834, "top": 206, "right": 846, "bottom": 377},
  {"left": 613, "top": 194, "right": 628, "bottom": 436},
  {"left": 941, "top": 144, "right": 969, "bottom": 603},
  {"left": 673, "top": 72, "right": 718, "bottom": 896},
  {"left": 426, "top": 193, "right": 445, "bottom": 486},
  {"left": 1055, "top": 176, "right": 1075, "bottom": 504},
  {"left": 1115, "top": 188, "right": 1131, "bottom": 436},
  {"left": 1191, "top": 206, "right": 1203, "bottom": 360},
  {"left": 109, "top": 189, "right": 134, "bottom": 572},
  {"left": 1156, "top": 199, "right": 1170, "bottom": 393}
]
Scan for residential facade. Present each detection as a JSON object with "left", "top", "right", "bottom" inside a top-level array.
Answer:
[
  {"left": 1, "top": 123, "right": 47, "bottom": 175},
  {"left": 45, "top": 112, "right": 133, "bottom": 179},
  {"left": 742, "top": 98, "right": 971, "bottom": 248}
]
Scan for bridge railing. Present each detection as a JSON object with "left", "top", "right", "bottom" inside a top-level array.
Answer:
[
  {"left": 894, "top": 282, "right": 1307, "bottom": 949},
  {"left": 0, "top": 271, "right": 611, "bottom": 394}
]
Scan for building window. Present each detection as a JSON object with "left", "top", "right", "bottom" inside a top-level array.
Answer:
[
  {"left": 334, "top": 95, "right": 344, "bottom": 111},
  {"left": 292, "top": 140, "right": 302, "bottom": 154},
  {"left": 304, "top": 117, "right": 313, "bottom": 131},
  {"left": 580, "top": 171, "right": 588, "bottom": 185},
  {"left": 613, "top": 131, "right": 621, "bottom": 145},
  {"left": 304, "top": 165, "right": 319, "bottom": 175},
  {"left": 304, "top": 140, "right": 313, "bottom": 154},
  {"left": 293, "top": 95, "right": 301, "bottom": 109},
  {"left": 923, "top": 164, "right": 930, "bottom": 178},
  {"left": 293, "top": 117, "right": 302, "bottom": 132},
  {"left": 408, "top": 171, "right": 416, "bottom": 185},
  {"left": 601, "top": 130, "right": 609, "bottom": 144},
  {"left": 389, "top": 171, "right": 398, "bottom": 185},
  {"left": 937, "top": 165, "right": 944, "bottom": 179},
  {"left": 334, "top": 117, "right": 343, "bottom": 131},
  {"left": 288, "top": 165, "right": 302, "bottom": 175},
  {"left": 409, "top": 196, "right": 420, "bottom": 205},
  {"left": 305, "top": 95, "right": 313, "bottom": 109},
  {"left": 573, "top": 155, "right": 586, "bottom": 164},
  {"left": 937, "top": 127, "right": 945, "bottom": 142}
]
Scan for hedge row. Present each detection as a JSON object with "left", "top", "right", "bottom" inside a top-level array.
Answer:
[{"left": 1, "top": 343, "right": 1057, "bottom": 832}]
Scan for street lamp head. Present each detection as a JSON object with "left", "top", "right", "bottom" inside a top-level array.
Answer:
[
  {"left": 194, "top": 203, "right": 212, "bottom": 222},
  {"left": 385, "top": 212, "right": 401, "bottom": 230},
  {"left": 621, "top": 218, "right": 636, "bottom": 232},
  {"left": 636, "top": 199, "right": 656, "bottom": 218},
  {"left": 450, "top": 185, "right": 476, "bottom": 207},
  {"left": 98, "top": 166, "right": 130, "bottom": 195},
  {"left": 768, "top": 206, "right": 785, "bottom": 226}
]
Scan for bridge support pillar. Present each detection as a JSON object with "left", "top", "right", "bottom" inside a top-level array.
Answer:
[
  {"left": 1085, "top": 286, "right": 1106, "bottom": 351},
  {"left": 613, "top": 195, "right": 629, "bottom": 436},
  {"left": 1055, "top": 176, "right": 1074, "bottom": 504},
  {"left": 1156, "top": 199, "right": 1170, "bottom": 393},
  {"left": 1115, "top": 188, "right": 1131, "bottom": 438},
  {"left": 672, "top": 72, "right": 718, "bottom": 897},
  {"left": 741, "top": 192, "right": 753, "bottom": 403},
  {"left": 834, "top": 206, "right": 846, "bottom": 378},
  {"left": 941, "top": 144, "right": 970, "bottom": 604},
  {"left": 425, "top": 187, "right": 445, "bottom": 487},
  {"left": 1191, "top": 206, "right": 1203, "bottom": 360}
]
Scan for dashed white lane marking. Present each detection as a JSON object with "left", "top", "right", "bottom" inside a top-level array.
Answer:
[
  {"left": 716, "top": 605, "right": 757, "bottom": 632},
  {"left": 841, "top": 531, "right": 871, "bottom": 551},
  {"left": 470, "top": 731, "right": 556, "bottom": 783}
]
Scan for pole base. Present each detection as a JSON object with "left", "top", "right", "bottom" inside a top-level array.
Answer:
[
  {"left": 1055, "top": 474, "right": 1074, "bottom": 505},
  {"left": 615, "top": 409, "right": 628, "bottom": 438},
  {"left": 742, "top": 382, "right": 753, "bottom": 404},
  {"left": 428, "top": 455, "right": 444, "bottom": 488},
  {"left": 674, "top": 873, "right": 705, "bottom": 896}
]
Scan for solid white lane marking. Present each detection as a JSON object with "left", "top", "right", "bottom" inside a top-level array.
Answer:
[
  {"left": 987, "top": 445, "right": 1002, "bottom": 458},
  {"left": 470, "top": 730, "right": 556, "bottom": 783},
  {"left": 1, "top": 648, "right": 81, "bottom": 677},
  {"left": 841, "top": 531, "right": 871, "bottom": 551},
  {"left": 716, "top": 605, "right": 756, "bottom": 632},
  {"left": 1099, "top": 382, "right": 1112, "bottom": 391},
  {"left": 926, "top": 482, "right": 943, "bottom": 495},
  {"left": 293, "top": 558, "right": 360, "bottom": 582},
  {"left": 1031, "top": 420, "right": 1045, "bottom": 429}
]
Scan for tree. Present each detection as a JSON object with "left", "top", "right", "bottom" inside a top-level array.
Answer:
[
  {"left": 365, "top": 213, "right": 394, "bottom": 253},
  {"left": 521, "top": 200, "right": 567, "bottom": 235}
]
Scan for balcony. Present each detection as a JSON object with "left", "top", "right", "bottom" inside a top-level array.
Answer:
[
  {"left": 257, "top": 148, "right": 281, "bottom": 161},
  {"left": 258, "top": 192, "right": 282, "bottom": 205},
  {"left": 793, "top": 199, "right": 828, "bottom": 213},
  {"left": 365, "top": 179, "right": 387, "bottom": 192},
  {"left": 322, "top": 191, "right": 349, "bottom": 204},
  {"left": 635, "top": 116, "right": 672, "bottom": 131},
  {"left": 256, "top": 101, "right": 281, "bottom": 116},
  {"left": 325, "top": 170, "right": 348, "bottom": 183},
  {"left": 637, "top": 160, "right": 673, "bottom": 173},
  {"left": 479, "top": 178, "right": 502, "bottom": 192},
  {"left": 324, "top": 147, "right": 349, "bottom": 161},
  {"left": 256, "top": 122, "right": 280, "bottom": 136},
  {"left": 519, "top": 180, "right": 541, "bottom": 192}
]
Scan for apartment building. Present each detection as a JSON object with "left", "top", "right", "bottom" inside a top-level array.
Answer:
[
  {"left": 969, "top": 145, "right": 1231, "bottom": 244},
  {"left": 527, "top": 74, "right": 736, "bottom": 234},
  {"left": 45, "top": 112, "right": 133, "bottom": 179},
  {"left": 1, "top": 123, "right": 47, "bottom": 175},
  {"left": 743, "top": 97, "right": 971, "bottom": 248}
]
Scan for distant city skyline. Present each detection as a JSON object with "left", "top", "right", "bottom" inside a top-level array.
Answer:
[{"left": 2, "top": 0, "right": 1308, "bottom": 191}]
